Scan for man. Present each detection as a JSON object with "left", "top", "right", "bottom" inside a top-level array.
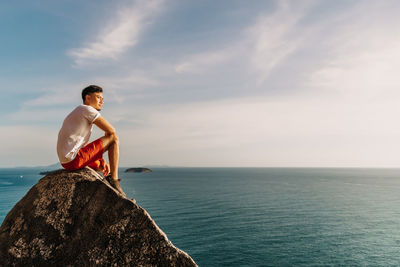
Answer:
[{"left": 57, "top": 85, "right": 125, "bottom": 196}]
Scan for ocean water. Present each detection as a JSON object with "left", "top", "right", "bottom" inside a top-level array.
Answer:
[{"left": 2, "top": 168, "right": 400, "bottom": 266}]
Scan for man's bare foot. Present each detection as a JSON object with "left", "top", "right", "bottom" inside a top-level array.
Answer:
[{"left": 105, "top": 176, "right": 126, "bottom": 197}]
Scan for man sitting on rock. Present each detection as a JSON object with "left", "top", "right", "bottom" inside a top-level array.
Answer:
[{"left": 57, "top": 85, "right": 125, "bottom": 196}]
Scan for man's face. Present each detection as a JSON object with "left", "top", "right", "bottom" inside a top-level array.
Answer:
[{"left": 85, "top": 92, "right": 104, "bottom": 111}]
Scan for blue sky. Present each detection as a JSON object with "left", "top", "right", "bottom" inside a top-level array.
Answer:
[{"left": 2, "top": 0, "right": 400, "bottom": 167}]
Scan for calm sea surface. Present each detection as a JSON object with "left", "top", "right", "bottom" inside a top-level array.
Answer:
[{"left": 2, "top": 167, "right": 400, "bottom": 266}]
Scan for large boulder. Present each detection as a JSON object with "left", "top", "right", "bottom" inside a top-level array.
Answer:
[{"left": 0, "top": 167, "right": 197, "bottom": 267}]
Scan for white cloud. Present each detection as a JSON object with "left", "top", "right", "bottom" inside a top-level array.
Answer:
[
  {"left": 246, "top": 1, "right": 315, "bottom": 84},
  {"left": 111, "top": 93, "right": 400, "bottom": 167},
  {"left": 92, "top": 71, "right": 160, "bottom": 91},
  {"left": 80, "top": 71, "right": 161, "bottom": 104},
  {"left": 174, "top": 48, "right": 235, "bottom": 74},
  {"left": 307, "top": 1, "right": 400, "bottom": 100},
  {"left": 6, "top": 93, "right": 400, "bottom": 167},
  {"left": 21, "top": 81, "right": 94, "bottom": 108},
  {"left": 24, "top": 91, "right": 77, "bottom": 108},
  {"left": 69, "top": 0, "right": 163, "bottom": 66},
  {"left": 171, "top": 1, "right": 315, "bottom": 84},
  {"left": 7, "top": 107, "right": 71, "bottom": 124}
]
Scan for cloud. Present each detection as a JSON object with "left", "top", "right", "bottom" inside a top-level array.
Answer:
[
  {"left": 89, "top": 71, "right": 161, "bottom": 104},
  {"left": 24, "top": 92, "right": 77, "bottom": 108},
  {"left": 20, "top": 81, "right": 94, "bottom": 108},
  {"left": 174, "top": 48, "right": 235, "bottom": 74},
  {"left": 170, "top": 1, "right": 316, "bottom": 86},
  {"left": 68, "top": 0, "right": 163, "bottom": 66},
  {"left": 7, "top": 107, "right": 71, "bottom": 124},
  {"left": 307, "top": 0, "right": 400, "bottom": 99},
  {"left": 113, "top": 93, "right": 400, "bottom": 167},
  {"left": 7, "top": 92, "right": 400, "bottom": 167},
  {"left": 246, "top": 1, "right": 315, "bottom": 84}
]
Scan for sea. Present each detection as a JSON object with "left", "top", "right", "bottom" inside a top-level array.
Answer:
[{"left": 2, "top": 167, "right": 400, "bottom": 266}]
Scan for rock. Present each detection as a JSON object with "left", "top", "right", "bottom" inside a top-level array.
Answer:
[
  {"left": 0, "top": 167, "right": 197, "bottom": 267},
  {"left": 125, "top": 167, "right": 152, "bottom": 173}
]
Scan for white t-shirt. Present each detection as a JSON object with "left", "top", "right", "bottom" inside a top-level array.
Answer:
[{"left": 57, "top": 105, "right": 101, "bottom": 164}]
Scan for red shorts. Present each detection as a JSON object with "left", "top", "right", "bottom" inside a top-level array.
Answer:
[{"left": 62, "top": 138, "right": 105, "bottom": 171}]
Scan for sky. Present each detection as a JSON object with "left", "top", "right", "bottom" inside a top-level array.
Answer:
[{"left": 2, "top": 0, "right": 400, "bottom": 167}]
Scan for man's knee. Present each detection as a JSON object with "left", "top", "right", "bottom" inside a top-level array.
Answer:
[
  {"left": 111, "top": 133, "right": 119, "bottom": 146},
  {"left": 101, "top": 133, "right": 119, "bottom": 150}
]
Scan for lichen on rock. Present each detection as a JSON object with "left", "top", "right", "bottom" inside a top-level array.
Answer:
[{"left": 0, "top": 167, "right": 197, "bottom": 267}]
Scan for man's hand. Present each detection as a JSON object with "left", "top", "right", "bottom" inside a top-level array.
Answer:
[{"left": 103, "top": 162, "right": 110, "bottom": 177}]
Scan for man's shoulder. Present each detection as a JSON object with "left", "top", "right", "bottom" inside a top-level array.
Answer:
[
  {"left": 77, "top": 104, "right": 91, "bottom": 110},
  {"left": 74, "top": 104, "right": 99, "bottom": 113},
  {"left": 70, "top": 104, "right": 85, "bottom": 112},
  {"left": 78, "top": 104, "right": 101, "bottom": 122}
]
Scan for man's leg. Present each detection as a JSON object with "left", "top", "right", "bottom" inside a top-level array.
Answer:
[
  {"left": 100, "top": 133, "right": 119, "bottom": 180},
  {"left": 100, "top": 133, "right": 125, "bottom": 197},
  {"left": 62, "top": 139, "right": 104, "bottom": 171},
  {"left": 87, "top": 159, "right": 106, "bottom": 173}
]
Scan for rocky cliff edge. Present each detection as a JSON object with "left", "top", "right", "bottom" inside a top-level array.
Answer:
[{"left": 0, "top": 167, "right": 197, "bottom": 267}]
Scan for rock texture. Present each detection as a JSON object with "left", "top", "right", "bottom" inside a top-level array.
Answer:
[{"left": 0, "top": 167, "right": 197, "bottom": 267}]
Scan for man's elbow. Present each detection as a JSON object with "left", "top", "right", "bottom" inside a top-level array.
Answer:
[{"left": 105, "top": 127, "right": 117, "bottom": 136}]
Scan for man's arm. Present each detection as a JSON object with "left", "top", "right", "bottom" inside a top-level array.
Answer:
[{"left": 93, "top": 116, "right": 116, "bottom": 135}]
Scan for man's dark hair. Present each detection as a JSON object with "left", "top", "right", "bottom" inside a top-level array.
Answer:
[{"left": 82, "top": 85, "right": 103, "bottom": 102}]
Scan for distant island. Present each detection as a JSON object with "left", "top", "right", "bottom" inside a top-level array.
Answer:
[{"left": 125, "top": 167, "right": 152, "bottom": 173}]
